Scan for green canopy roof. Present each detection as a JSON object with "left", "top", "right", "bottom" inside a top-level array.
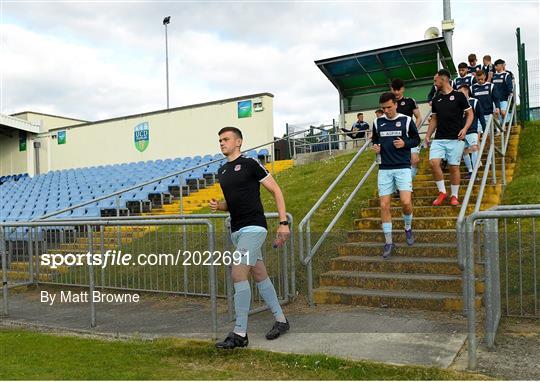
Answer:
[{"left": 315, "top": 37, "right": 456, "bottom": 112}]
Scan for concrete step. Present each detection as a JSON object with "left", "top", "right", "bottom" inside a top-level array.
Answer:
[
  {"left": 339, "top": 242, "right": 457, "bottom": 258},
  {"left": 359, "top": 205, "right": 475, "bottom": 219},
  {"left": 313, "top": 286, "right": 481, "bottom": 312},
  {"left": 401, "top": 184, "right": 502, "bottom": 198},
  {"left": 6, "top": 270, "right": 53, "bottom": 282},
  {"left": 78, "top": 233, "right": 145, "bottom": 243},
  {"left": 347, "top": 229, "right": 456, "bottom": 243},
  {"left": 53, "top": 243, "right": 118, "bottom": 251},
  {"left": 366, "top": 195, "right": 499, "bottom": 208},
  {"left": 330, "top": 255, "right": 470, "bottom": 275},
  {"left": 413, "top": 179, "right": 471, "bottom": 188},
  {"left": 7, "top": 261, "right": 68, "bottom": 273},
  {"left": 38, "top": 248, "right": 121, "bottom": 255},
  {"left": 319, "top": 270, "right": 484, "bottom": 294},
  {"left": 355, "top": 216, "right": 458, "bottom": 230},
  {"left": 414, "top": 170, "right": 510, "bottom": 182}
]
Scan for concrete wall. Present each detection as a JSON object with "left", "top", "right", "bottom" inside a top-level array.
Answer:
[
  {"left": 1, "top": 94, "right": 274, "bottom": 175},
  {"left": 0, "top": 133, "right": 28, "bottom": 176},
  {"left": 12, "top": 112, "right": 88, "bottom": 133},
  {"left": 46, "top": 94, "right": 274, "bottom": 171}
]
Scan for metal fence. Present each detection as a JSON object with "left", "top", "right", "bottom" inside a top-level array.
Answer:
[
  {"left": 1, "top": 212, "right": 295, "bottom": 336},
  {"left": 462, "top": 205, "right": 540, "bottom": 370}
]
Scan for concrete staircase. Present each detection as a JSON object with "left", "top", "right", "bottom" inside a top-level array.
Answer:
[{"left": 313, "top": 126, "right": 522, "bottom": 311}]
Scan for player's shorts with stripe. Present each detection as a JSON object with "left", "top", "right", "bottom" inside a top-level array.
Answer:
[
  {"left": 429, "top": 139, "right": 465, "bottom": 166},
  {"left": 411, "top": 146, "right": 421, "bottom": 155},
  {"left": 464, "top": 133, "right": 478, "bottom": 149},
  {"left": 230, "top": 225, "right": 267, "bottom": 266},
  {"left": 378, "top": 168, "right": 413, "bottom": 196}
]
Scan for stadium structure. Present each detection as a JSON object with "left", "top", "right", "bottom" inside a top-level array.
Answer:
[{"left": 0, "top": 2, "right": 536, "bottom": 371}]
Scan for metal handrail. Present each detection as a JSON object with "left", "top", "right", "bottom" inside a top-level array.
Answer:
[
  {"left": 1, "top": 218, "right": 217, "bottom": 336},
  {"left": 298, "top": 138, "right": 374, "bottom": 305},
  {"left": 463, "top": 206, "right": 540, "bottom": 369},
  {"left": 31, "top": 128, "right": 313, "bottom": 222},
  {"left": 457, "top": 89, "right": 516, "bottom": 268},
  {"left": 298, "top": 111, "right": 432, "bottom": 305}
]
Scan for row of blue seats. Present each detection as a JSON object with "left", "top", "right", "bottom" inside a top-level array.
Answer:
[
  {"left": 1, "top": 149, "right": 271, "bottom": 227},
  {"left": 0, "top": 173, "right": 28, "bottom": 185}
]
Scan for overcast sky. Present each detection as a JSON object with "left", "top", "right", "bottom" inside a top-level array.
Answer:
[{"left": 1, "top": 0, "right": 538, "bottom": 135}]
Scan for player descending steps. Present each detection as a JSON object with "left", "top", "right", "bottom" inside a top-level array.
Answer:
[
  {"left": 210, "top": 126, "right": 291, "bottom": 350},
  {"left": 371, "top": 92, "right": 420, "bottom": 259},
  {"left": 425, "top": 69, "right": 474, "bottom": 207}
]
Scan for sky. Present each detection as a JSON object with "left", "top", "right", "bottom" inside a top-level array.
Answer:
[{"left": 1, "top": 0, "right": 539, "bottom": 136}]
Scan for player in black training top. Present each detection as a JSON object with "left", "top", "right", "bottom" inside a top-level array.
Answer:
[
  {"left": 211, "top": 127, "right": 290, "bottom": 350},
  {"left": 425, "top": 69, "right": 474, "bottom": 207},
  {"left": 391, "top": 78, "right": 422, "bottom": 180}
]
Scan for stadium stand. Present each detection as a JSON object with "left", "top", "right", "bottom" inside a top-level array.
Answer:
[{"left": 0, "top": 149, "right": 272, "bottom": 224}]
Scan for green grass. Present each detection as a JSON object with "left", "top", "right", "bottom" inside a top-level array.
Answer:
[
  {"left": 0, "top": 329, "right": 487, "bottom": 380},
  {"left": 262, "top": 151, "right": 377, "bottom": 232},
  {"left": 497, "top": 120, "right": 540, "bottom": 316},
  {"left": 502, "top": 120, "right": 540, "bottom": 205}
]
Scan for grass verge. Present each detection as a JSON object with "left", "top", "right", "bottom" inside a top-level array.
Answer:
[{"left": 0, "top": 328, "right": 488, "bottom": 380}]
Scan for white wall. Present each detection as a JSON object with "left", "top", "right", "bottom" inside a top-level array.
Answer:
[
  {"left": 3, "top": 94, "right": 274, "bottom": 174},
  {"left": 0, "top": 133, "right": 28, "bottom": 176},
  {"left": 47, "top": 94, "right": 273, "bottom": 171}
]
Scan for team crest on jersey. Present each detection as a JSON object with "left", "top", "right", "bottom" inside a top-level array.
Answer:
[
  {"left": 401, "top": 101, "right": 405, "bottom": 106},
  {"left": 450, "top": 95, "right": 455, "bottom": 101},
  {"left": 234, "top": 164, "right": 242, "bottom": 171},
  {"left": 396, "top": 122, "right": 401, "bottom": 127}
]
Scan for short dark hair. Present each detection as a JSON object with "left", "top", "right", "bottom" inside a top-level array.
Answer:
[
  {"left": 483, "top": 54, "right": 491, "bottom": 60},
  {"left": 458, "top": 62, "right": 468, "bottom": 69},
  {"left": 357, "top": 112, "right": 363, "bottom": 117},
  {"left": 476, "top": 69, "right": 486, "bottom": 77},
  {"left": 390, "top": 78, "right": 404, "bottom": 90},
  {"left": 494, "top": 59, "right": 505, "bottom": 66},
  {"left": 375, "top": 109, "right": 383, "bottom": 114},
  {"left": 218, "top": 126, "right": 243, "bottom": 139},
  {"left": 468, "top": 53, "right": 477, "bottom": 62},
  {"left": 379, "top": 92, "right": 396, "bottom": 104},
  {"left": 437, "top": 69, "right": 451, "bottom": 80}
]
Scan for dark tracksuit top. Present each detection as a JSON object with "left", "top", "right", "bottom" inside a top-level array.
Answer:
[
  {"left": 492, "top": 71, "right": 513, "bottom": 102},
  {"left": 465, "top": 97, "right": 487, "bottom": 135},
  {"left": 371, "top": 114, "right": 421, "bottom": 170},
  {"left": 471, "top": 82, "right": 500, "bottom": 115},
  {"left": 453, "top": 74, "right": 476, "bottom": 90}
]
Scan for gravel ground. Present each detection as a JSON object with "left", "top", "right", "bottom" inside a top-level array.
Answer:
[{"left": 452, "top": 318, "right": 540, "bottom": 380}]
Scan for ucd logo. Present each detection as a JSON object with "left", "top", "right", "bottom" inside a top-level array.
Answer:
[{"left": 134, "top": 122, "right": 149, "bottom": 152}]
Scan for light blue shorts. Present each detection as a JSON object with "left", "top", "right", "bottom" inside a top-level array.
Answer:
[
  {"left": 378, "top": 168, "right": 413, "bottom": 196},
  {"left": 480, "top": 115, "right": 492, "bottom": 133},
  {"left": 499, "top": 100, "right": 510, "bottom": 125},
  {"left": 429, "top": 139, "right": 465, "bottom": 166},
  {"left": 464, "top": 133, "right": 478, "bottom": 148},
  {"left": 230, "top": 225, "right": 267, "bottom": 266},
  {"left": 411, "top": 146, "right": 421, "bottom": 155}
]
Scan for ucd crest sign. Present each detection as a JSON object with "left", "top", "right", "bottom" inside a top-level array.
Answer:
[{"left": 134, "top": 122, "right": 149, "bottom": 152}]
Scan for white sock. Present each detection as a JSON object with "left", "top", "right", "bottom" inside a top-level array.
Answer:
[
  {"left": 451, "top": 184, "right": 459, "bottom": 198},
  {"left": 435, "top": 180, "right": 446, "bottom": 194}
]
